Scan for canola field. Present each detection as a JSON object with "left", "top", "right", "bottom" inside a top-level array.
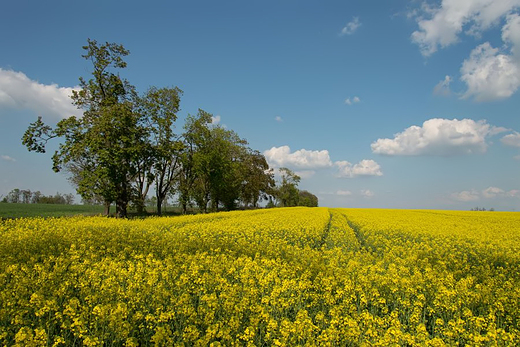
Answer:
[{"left": 0, "top": 207, "right": 518, "bottom": 346}]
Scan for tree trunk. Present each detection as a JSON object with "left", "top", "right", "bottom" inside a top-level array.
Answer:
[
  {"left": 116, "top": 200, "right": 127, "bottom": 218},
  {"left": 103, "top": 202, "right": 111, "bottom": 216},
  {"left": 156, "top": 196, "right": 162, "bottom": 216}
]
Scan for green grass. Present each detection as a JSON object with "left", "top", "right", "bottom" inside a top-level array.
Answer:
[{"left": 0, "top": 203, "right": 105, "bottom": 219}]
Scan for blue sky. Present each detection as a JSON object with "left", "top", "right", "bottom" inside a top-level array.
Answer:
[{"left": 1, "top": 0, "right": 520, "bottom": 210}]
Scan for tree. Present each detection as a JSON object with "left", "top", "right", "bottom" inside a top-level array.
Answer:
[
  {"left": 239, "top": 149, "right": 275, "bottom": 208},
  {"left": 178, "top": 110, "right": 213, "bottom": 213},
  {"left": 206, "top": 126, "right": 248, "bottom": 211},
  {"left": 275, "top": 168, "right": 301, "bottom": 207},
  {"left": 298, "top": 190, "right": 318, "bottom": 207},
  {"left": 23, "top": 39, "right": 141, "bottom": 218},
  {"left": 137, "top": 86, "right": 184, "bottom": 215},
  {"left": 31, "top": 191, "right": 41, "bottom": 204},
  {"left": 21, "top": 190, "right": 32, "bottom": 204},
  {"left": 6, "top": 189, "right": 21, "bottom": 204},
  {"left": 177, "top": 110, "right": 274, "bottom": 213}
]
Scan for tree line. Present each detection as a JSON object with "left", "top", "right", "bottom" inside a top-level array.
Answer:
[
  {"left": 22, "top": 39, "right": 317, "bottom": 217},
  {"left": 1, "top": 189, "right": 74, "bottom": 205}
]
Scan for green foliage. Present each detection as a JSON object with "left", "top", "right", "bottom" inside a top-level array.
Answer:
[
  {"left": 298, "top": 190, "right": 318, "bottom": 207},
  {"left": 3, "top": 189, "right": 74, "bottom": 205},
  {"left": 275, "top": 167, "right": 301, "bottom": 207}
]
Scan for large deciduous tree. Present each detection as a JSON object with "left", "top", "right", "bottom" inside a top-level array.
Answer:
[
  {"left": 137, "top": 86, "right": 184, "bottom": 215},
  {"left": 22, "top": 39, "right": 142, "bottom": 218}
]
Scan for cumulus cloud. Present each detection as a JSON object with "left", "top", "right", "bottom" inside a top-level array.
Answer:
[
  {"left": 335, "top": 159, "right": 383, "bottom": 178},
  {"left": 371, "top": 118, "right": 506, "bottom": 156},
  {"left": 411, "top": 0, "right": 520, "bottom": 57},
  {"left": 460, "top": 42, "right": 520, "bottom": 101},
  {"left": 345, "top": 96, "right": 361, "bottom": 105},
  {"left": 1, "top": 155, "right": 16, "bottom": 162},
  {"left": 0, "top": 68, "right": 81, "bottom": 120},
  {"left": 451, "top": 190, "right": 480, "bottom": 202},
  {"left": 433, "top": 75, "right": 452, "bottom": 96},
  {"left": 340, "top": 17, "right": 361, "bottom": 36},
  {"left": 410, "top": 2, "right": 520, "bottom": 101},
  {"left": 501, "top": 131, "right": 520, "bottom": 147},
  {"left": 263, "top": 146, "right": 333, "bottom": 169}
]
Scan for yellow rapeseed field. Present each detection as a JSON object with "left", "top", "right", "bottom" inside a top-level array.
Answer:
[{"left": 0, "top": 207, "right": 518, "bottom": 346}]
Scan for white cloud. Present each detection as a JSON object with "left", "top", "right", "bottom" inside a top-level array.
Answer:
[
  {"left": 0, "top": 68, "right": 81, "bottom": 120},
  {"left": 371, "top": 118, "right": 506, "bottom": 156},
  {"left": 460, "top": 42, "right": 520, "bottom": 101},
  {"left": 501, "top": 131, "right": 520, "bottom": 147},
  {"left": 1, "top": 155, "right": 16, "bottom": 162},
  {"left": 361, "top": 189, "right": 375, "bottom": 198},
  {"left": 275, "top": 116, "right": 283, "bottom": 122},
  {"left": 433, "top": 75, "right": 452, "bottom": 96},
  {"left": 482, "top": 186, "right": 505, "bottom": 198},
  {"left": 410, "top": 3, "right": 520, "bottom": 101},
  {"left": 336, "top": 190, "right": 353, "bottom": 196},
  {"left": 335, "top": 159, "right": 383, "bottom": 178},
  {"left": 451, "top": 189, "right": 480, "bottom": 202},
  {"left": 211, "top": 115, "right": 221, "bottom": 125},
  {"left": 411, "top": 0, "right": 520, "bottom": 57},
  {"left": 502, "top": 12, "right": 520, "bottom": 59},
  {"left": 340, "top": 17, "right": 361, "bottom": 36},
  {"left": 263, "top": 146, "right": 333, "bottom": 169},
  {"left": 345, "top": 96, "right": 361, "bottom": 105}
]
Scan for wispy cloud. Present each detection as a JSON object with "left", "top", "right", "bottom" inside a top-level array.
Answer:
[
  {"left": 451, "top": 186, "right": 520, "bottom": 202},
  {"left": 345, "top": 96, "right": 360, "bottom": 105},
  {"left": 336, "top": 190, "right": 352, "bottom": 196},
  {"left": 1, "top": 155, "right": 16, "bottom": 162},
  {"left": 361, "top": 189, "right": 374, "bottom": 198},
  {"left": 0, "top": 68, "right": 81, "bottom": 120},
  {"left": 433, "top": 75, "right": 452, "bottom": 96},
  {"left": 451, "top": 190, "right": 479, "bottom": 202},
  {"left": 340, "top": 17, "right": 361, "bottom": 36}
]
